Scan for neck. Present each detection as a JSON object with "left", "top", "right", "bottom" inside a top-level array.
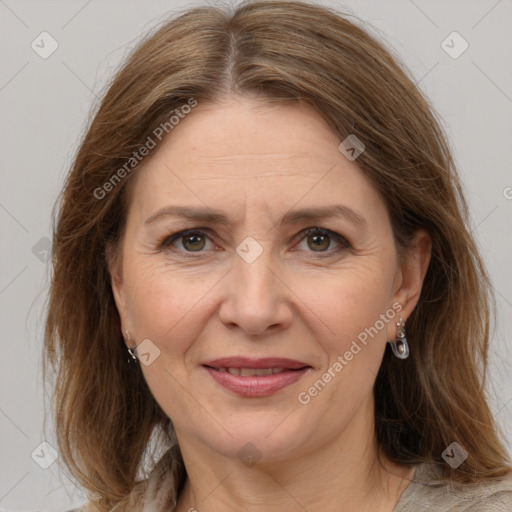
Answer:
[{"left": 174, "top": 397, "right": 415, "bottom": 512}]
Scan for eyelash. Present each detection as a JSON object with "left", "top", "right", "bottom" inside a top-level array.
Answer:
[{"left": 158, "top": 227, "right": 351, "bottom": 259}]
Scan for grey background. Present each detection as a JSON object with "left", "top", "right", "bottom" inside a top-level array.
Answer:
[{"left": 1, "top": 0, "right": 511, "bottom": 510}]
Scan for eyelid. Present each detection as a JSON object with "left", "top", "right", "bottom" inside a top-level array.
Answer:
[
  {"left": 291, "top": 227, "right": 351, "bottom": 258},
  {"left": 158, "top": 226, "right": 351, "bottom": 257},
  {"left": 158, "top": 227, "right": 216, "bottom": 253}
]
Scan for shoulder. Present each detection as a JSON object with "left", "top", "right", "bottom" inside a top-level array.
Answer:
[{"left": 394, "top": 462, "right": 512, "bottom": 511}]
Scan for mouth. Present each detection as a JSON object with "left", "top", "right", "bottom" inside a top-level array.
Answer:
[
  {"left": 202, "top": 357, "right": 312, "bottom": 397},
  {"left": 208, "top": 367, "right": 297, "bottom": 376}
]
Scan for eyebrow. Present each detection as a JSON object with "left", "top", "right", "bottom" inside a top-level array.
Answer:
[{"left": 144, "top": 204, "right": 367, "bottom": 228}]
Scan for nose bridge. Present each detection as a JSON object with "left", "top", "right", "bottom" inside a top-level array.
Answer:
[
  {"left": 237, "top": 240, "right": 275, "bottom": 298},
  {"left": 219, "top": 239, "right": 291, "bottom": 335}
]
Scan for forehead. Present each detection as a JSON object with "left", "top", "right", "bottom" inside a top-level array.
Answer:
[{"left": 127, "top": 97, "right": 387, "bottom": 225}]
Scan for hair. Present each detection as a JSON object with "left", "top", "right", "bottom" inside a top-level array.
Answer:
[{"left": 43, "top": 0, "right": 511, "bottom": 509}]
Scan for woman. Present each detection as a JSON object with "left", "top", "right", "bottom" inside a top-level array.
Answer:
[{"left": 45, "top": 1, "right": 512, "bottom": 510}]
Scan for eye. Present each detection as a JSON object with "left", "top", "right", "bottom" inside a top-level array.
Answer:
[
  {"left": 159, "top": 229, "right": 213, "bottom": 254},
  {"left": 293, "top": 227, "right": 350, "bottom": 257},
  {"left": 158, "top": 227, "right": 351, "bottom": 258}
]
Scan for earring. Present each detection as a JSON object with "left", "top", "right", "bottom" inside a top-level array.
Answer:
[
  {"left": 125, "top": 330, "right": 138, "bottom": 363},
  {"left": 390, "top": 317, "right": 409, "bottom": 359}
]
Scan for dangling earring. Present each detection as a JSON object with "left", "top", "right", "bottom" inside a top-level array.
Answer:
[
  {"left": 390, "top": 317, "right": 409, "bottom": 359},
  {"left": 125, "top": 330, "right": 138, "bottom": 363}
]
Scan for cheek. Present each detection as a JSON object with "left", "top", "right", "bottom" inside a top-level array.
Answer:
[
  {"left": 296, "top": 277, "right": 393, "bottom": 405},
  {"left": 297, "top": 263, "right": 396, "bottom": 391},
  {"left": 122, "top": 264, "right": 209, "bottom": 408},
  {"left": 122, "top": 257, "right": 220, "bottom": 354},
  {"left": 125, "top": 276, "right": 180, "bottom": 337},
  {"left": 303, "top": 264, "right": 394, "bottom": 343}
]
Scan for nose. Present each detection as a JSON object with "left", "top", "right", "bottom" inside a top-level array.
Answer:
[{"left": 218, "top": 244, "right": 293, "bottom": 337}]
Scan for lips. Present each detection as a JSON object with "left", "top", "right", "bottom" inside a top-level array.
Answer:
[
  {"left": 203, "top": 357, "right": 309, "bottom": 370},
  {"left": 217, "top": 367, "right": 288, "bottom": 376},
  {"left": 202, "top": 357, "right": 311, "bottom": 397}
]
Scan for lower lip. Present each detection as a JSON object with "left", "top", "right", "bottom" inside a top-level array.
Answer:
[{"left": 203, "top": 366, "right": 310, "bottom": 397}]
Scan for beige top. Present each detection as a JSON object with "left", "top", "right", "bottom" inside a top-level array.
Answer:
[
  {"left": 393, "top": 462, "right": 512, "bottom": 511},
  {"left": 69, "top": 459, "right": 512, "bottom": 511}
]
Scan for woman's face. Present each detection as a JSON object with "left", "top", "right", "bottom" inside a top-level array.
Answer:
[{"left": 111, "top": 96, "right": 430, "bottom": 464}]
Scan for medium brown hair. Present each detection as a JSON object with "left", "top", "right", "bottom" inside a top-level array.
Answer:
[{"left": 43, "top": 0, "right": 511, "bottom": 509}]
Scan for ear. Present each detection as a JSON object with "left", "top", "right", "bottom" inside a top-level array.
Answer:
[
  {"left": 106, "top": 243, "right": 130, "bottom": 346},
  {"left": 387, "top": 228, "right": 432, "bottom": 339}
]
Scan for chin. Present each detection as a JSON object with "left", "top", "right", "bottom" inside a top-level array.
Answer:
[{"left": 183, "top": 415, "right": 319, "bottom": 465}]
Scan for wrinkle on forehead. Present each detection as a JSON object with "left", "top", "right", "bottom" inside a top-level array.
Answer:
[
  {"left": 187, "top": 153, "right": 322, "bottom": 167},
  {"left": 188, "top": 172, "right": 311, "bottom": 180},
  {"left": 188, "top": 152, "right": 312, "bottom": 162},
  {"left": 184, "top": 152, "right": 335, "bottom": 180}
]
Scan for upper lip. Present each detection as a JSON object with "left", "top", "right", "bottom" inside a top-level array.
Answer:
[{"left": 203, "top": 357, "right": 310, "bottom": 370}]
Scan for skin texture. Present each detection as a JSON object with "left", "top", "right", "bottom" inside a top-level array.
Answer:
[{"left": 110, "top": 96, "right": 432, "bottom": 511}]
